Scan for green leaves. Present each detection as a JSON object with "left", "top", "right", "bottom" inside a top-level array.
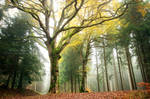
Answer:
[{"left": 0, "top": 12, "right": 44, "bottom": 89}]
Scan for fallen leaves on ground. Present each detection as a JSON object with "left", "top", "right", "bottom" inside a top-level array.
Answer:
[{"left": 0, "top": 89, "right": 150, "bottom": 99}]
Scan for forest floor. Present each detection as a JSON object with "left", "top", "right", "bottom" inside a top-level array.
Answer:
[{"left": 0, "top": 88, "right": 150, "bottom": 99}]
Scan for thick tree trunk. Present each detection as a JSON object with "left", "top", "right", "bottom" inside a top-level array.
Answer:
[
  {"left": 46, "top": 42, "right": 59, "bottom": 93},
  {"left": 49, "top": 56, "right": 59, "bottom": 93},
  {"left": 115, "top": 46, "right": 124, "bottom": 90}
]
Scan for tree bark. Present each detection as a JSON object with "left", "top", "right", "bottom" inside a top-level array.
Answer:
[
  {"left": 112, "top": 51, "right": 119, "bottom": 91},
  {"left": 70, "top": 73, "right": 73, "bottom": 93},
  {"left": 64, "top": 82, "right": 66, "bottom": 92},
  {"left": 103, "top": 40, "right": 110, "bottom": 91},
  {"left": 6, "top": 74, "right": 11, "bottom": 88},
  {"left": 140, "top": 44, "right": 149, "bottom": 82},
  {"left": 78, "top": 75, "right": 80, "bottom": 92},
  {"left": 11, "top": 56, "right": 19, "bottom": 89},
  {"left": 136, "top": 46, "right": 147, "bottom": 82},
  {"left": 80, "top": 39, "right": 91, "bottom": 92},
  {"left": 96, "top": 52, "right": 100, "bottom": 92},
  {"left": 18, "top": 71, "right": 23, "bottom": 89},
  {"left": 102, "top": 70, "right": 105, "bottom": 92},
  {"left": 80, "top": 61, "right": 86, "bottom": 92},
  {"left": 46, "top": 42, "right": 59, "bottom": 93},
  {"left": 125, "top": 47, "right": 136, "bottom": 90},
  {"left": 11, "top": 71, "right": 17, "bottom": 89},
  {"left": 74, "top": 77, "right": 77, "bottom": 93},
  {"left": 115, "top": 46, "right": 124, "bottom": 90}
]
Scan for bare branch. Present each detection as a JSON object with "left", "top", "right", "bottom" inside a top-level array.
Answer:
[
  {"left": 97, "top": 0, "right": 112, "bottom": 9},
  {"left": 53, "top": 0, "right": 84, "bottom": 41},
  {"left": 57, "top": 2, "right": 129, "bottom": 32},
  {"left": 57, "top": 0, "right": 75, "bottom": 30}
]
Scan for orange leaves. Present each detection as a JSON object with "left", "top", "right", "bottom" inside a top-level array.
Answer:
[
  {"left": 137, "top": 82, "right": 150, "bottom": 89},
  {"left": 137, "top": 5, "right": 147, "bottom": 17},
  {"left": 1, "top": 89, "right": 150, "bottom": 99},
  {"left": 85, "top": 87, "right": 92, "bottom": 92},
  {"left": 136, "top": 0, "right": 150, "bottom": 17}
]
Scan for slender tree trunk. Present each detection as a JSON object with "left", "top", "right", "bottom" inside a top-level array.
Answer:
[
  {"left": 125, "top": 47, "right": 136, "bottom": 90},
  {"left": 6, "top": 74, "right": 11, "bottom": 88},
  {"left": 115, "top": 46, "right": 124, "bottom": 90},
  {"left": 11, "top": 71, "right": 17, "bottom": 89},
  {"left": 75, "top": 77, "right": 77, "bottom": 93},
  {"left": 140, "top": 44, "right": 149, "bottom": 82},
  {"left": 136, "top": 46, "right": 147, "bottom": 82},
  {"left": 103, "top": 41, "right": 110, "bottom": 91},
  {"left": 64, "top": 82, "right": 66, "bottom": 92},
  {"left": 70, "top": 73, "right": 73, "bottom": 93},
  {"left": 112, "top": 51, "right": 119, "bottom": 91},
  {"left": 128, "top": 51, "right": 137, "bottom": 90},
  {"left": 96, "top": 52, "right": 100, "bottom": 92},
  {"left": 78, "top": 75, "right": 80, "bottom": 92},
  {"left": 81, "top": 61, "right": 86, "bottom": 92},
  {"left": 18, "top": 71, "right": 23, "bottom": 89},
  {"left": 80, "top": 40, "right": 90, "bottom": 92},
  {"left": 11, "top": 56, "right": 19, "bottom": 89},
  {"left": 67, "top": 81, "right": 69, "bottom": 92},
  {"left": 102, "top": 70, "right": 105, "bottom": 92}
]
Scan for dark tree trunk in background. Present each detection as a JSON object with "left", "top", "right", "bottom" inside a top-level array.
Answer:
[
  {"left": 18, "top": 71, "right": 23, "bottom": 89},
  {"left": 115, "top": 46, "right": 124, "bottom": 90},
  {"left": 11, "top": 56, "right": 19, "bottom": 89},
  {"left": 80, "top": 40, "right": 90, "bottom": 92},
  {"left": 102, "top": 70, "right": 105, "bottom": 92},
  {"left": 103, "top": 40, "right": 110, "bottom": 91},
  {"left": 96, "top": 52, "right": 100, "bottom": 92},
  {"left": 64, "top": 83, "right": 66, "bottom": 92},
  {"left": 78, "top": 76, "right": 80, "bottom": 92},
  {"left": 112, "top": 52, "right": 119, "bottom": 91},
  {"left": 11, "top": 71, "right": 17, "bottom": 89},
  {"left": 81, "top": 61, "right": 86, "bottom": 92},
  {"left": 125, "top": 47, "right": 137, "bottom": 90},
  {"left": 6, "top": 74, "right": 11, "bottom": 88},
  {"left": 74, "top": 77, "right": 77, "bottom": 93},
  {"left": 70, "top": 73, "right": 73, "bottom": 93},
  {"left": 140, "top": 44, "right": 150, "bottom": 82},
  {"left": 136, "top": 46, "right": 147, "bottom": 82}
]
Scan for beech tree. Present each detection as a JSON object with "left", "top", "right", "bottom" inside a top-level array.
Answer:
[{"left": 6, "top": 0, "right": 130, "bottom": 93}]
